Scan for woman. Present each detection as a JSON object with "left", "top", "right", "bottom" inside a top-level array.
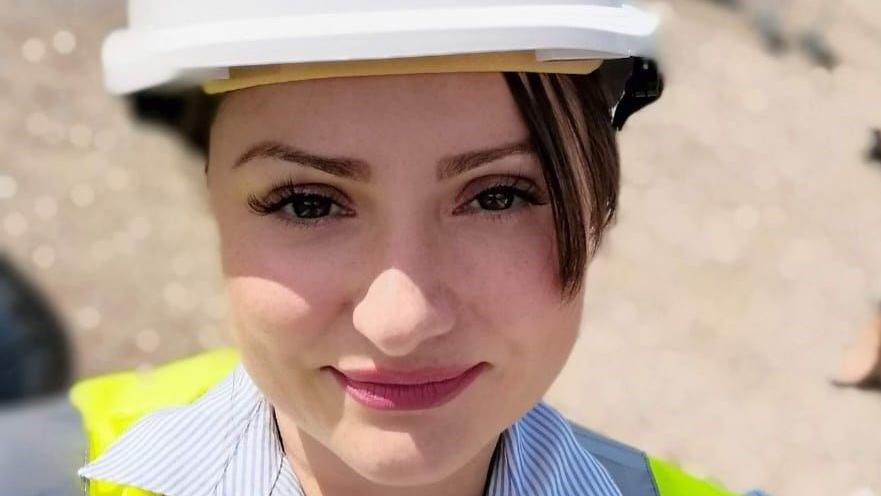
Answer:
[{"left": 71, "top": 1, "right": 755, "bottom": 495}]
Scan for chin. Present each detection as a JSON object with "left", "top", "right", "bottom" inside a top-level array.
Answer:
[{"left": 336, "top": 427, "right": 472, "bottom": 486}]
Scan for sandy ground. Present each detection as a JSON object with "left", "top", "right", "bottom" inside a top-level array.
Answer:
[{"left": 1, "top": 1, "right": 879, "bottom": 494}]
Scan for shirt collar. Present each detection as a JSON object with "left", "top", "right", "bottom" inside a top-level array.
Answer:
[
  {"left": 80, "top": 365, "right": 620, "bottom": 496},
  {"left": 79, "top": 364, "right": 297, "bottom": 496},
  {"left": 484, "top": 404, "right": 622, "bottom": 496}
]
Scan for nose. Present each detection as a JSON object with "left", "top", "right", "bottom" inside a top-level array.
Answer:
[{"left": 352, "top": 268, "right": 455, "bottom": 357}]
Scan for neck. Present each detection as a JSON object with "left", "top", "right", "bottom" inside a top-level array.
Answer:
[{"left": 274, "top": 410, "right": 500, "bottom": 496}]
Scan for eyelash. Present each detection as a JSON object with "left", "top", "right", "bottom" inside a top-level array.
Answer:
[
  {"left": 246, "top": 176, "right": 548, "bottom": 227},
  {"left": 453, "top": 176, "right": 548, "bottom": 217},
  {"left": 247, "top": 180, "right": 354, "bottom": 228}
]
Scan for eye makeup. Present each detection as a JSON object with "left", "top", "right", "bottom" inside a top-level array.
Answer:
[
  {"left": 453, "top": 175, "right": 549, "bottom": 216},
  {"left": 247, "top": 179, "right": 355, "bottom": 227},
  {"left": 246, "top": 173, "right": 549, "bottom": 228}
]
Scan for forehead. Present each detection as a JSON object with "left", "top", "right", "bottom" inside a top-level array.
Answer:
[{"left": 210, "top": 72, "right": 529, "bottom": 164}]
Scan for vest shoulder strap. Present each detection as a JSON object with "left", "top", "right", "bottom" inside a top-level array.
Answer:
[{"left": 569, "top": 421, "right": 738, "bottom": 496}]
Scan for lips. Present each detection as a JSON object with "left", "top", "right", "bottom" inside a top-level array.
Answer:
[{"left": 328, "top": 363, "right": 488, "bottom": 411}]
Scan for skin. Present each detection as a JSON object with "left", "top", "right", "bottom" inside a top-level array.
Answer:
[{"left": 206, "top": 72, "right": 586, "bottom": 496}]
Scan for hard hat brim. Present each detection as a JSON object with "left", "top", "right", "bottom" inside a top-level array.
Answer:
[{"left": 103, "top": 4, "right": 658, "bottom": 94}]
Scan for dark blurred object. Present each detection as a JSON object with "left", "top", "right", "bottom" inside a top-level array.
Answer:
[
  {"left": 832, "top": 302, "right": 881, "bottom": 388},
  {"left": 0, "top": 394, "right": 87, "bottom": 495},
  {"left": 0, "top": 254, "right": 71, "bottom": 403},
  {"left": 867, "top": 128, "right": 881, "bottom": 166},
  {"left": 799, "top": 30, "right": 838, "bottom": 69},
  {"left": 748, "top": 1, "right": 842, "bottom": 66},
  {"left": 754, "top": 6, "right": 788, "bottom": 54},
  {"left": 702, "top": 0, "right": 741, "bottom": 10},
  {"left": 799, "top": 1, "right": 841, "bottom": 69},
  {"left": 127, "top": 88, "right": 220, "bottom": 155}
]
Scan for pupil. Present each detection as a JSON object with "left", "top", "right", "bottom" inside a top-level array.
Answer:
[
  {"left": 478, "top": 189, "right": 514, "bottom": 211},
  {"left": 293, "top": 195, "right": 331, "bottom": 218}
]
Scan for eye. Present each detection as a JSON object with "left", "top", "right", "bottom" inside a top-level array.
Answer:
[
  {"left": 454, "top": 176, "right": 548, "bottom": 215},
  {"left": 247, "top": 181, "right": 354, "bottom": 225},
  {"left": 285, "top": 193, "right": 336, "bottom": 219},
  {"left": 475, "top": 186, "right": 519, "bottom": 211}
]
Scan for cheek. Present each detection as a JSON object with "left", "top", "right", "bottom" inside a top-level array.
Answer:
[
  {"left": 449, "top": 215, "right": 561, "bottom": 322},
  {"left": 449, "top": 214, "right": 580, "bottom": 378},
  {"left": 216, "top": 211, "right": 355, "bottom": 361},
  {"left": 225, "top": 276, "right": 311, "bottom": 349}
]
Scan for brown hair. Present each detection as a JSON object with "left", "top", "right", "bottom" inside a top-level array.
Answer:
[{"left": 504, "top": 71, "right": 620, "bottom": 299}]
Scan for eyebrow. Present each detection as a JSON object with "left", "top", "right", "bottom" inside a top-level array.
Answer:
[
  {"left": 437, "top": 140, "right": 534, "bottom": 180},
  {"left": 233, "top": 141, "right": 371, "bottom": 181},
  {"left": 233, "top": 139, "right": 534, "bottom": 181}
]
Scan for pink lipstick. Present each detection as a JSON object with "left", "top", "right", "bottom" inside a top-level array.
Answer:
[{"left": 328, "top": 363, "right": 487, "bottom": 411}]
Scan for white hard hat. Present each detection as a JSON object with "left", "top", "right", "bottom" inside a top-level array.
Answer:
[{"left": 103, "top": 0, "right": 659, "bottom": 95}]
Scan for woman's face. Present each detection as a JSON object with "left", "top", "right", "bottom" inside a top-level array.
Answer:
[{"left": 207, "top": 72, "right": 584, "bottom": 488}]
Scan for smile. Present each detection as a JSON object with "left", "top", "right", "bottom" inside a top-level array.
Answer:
[{"left": 327, "top": 363, "right": 488, "bottom": 411}]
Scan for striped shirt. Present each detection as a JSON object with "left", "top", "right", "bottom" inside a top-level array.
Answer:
[{"left": 79, "top": 364, "right": 622, "bottom": 496}]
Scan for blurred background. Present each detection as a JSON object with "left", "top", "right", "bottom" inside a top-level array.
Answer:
[{"left": 1, "top": 0, "right": 879, "bottom": 495}]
